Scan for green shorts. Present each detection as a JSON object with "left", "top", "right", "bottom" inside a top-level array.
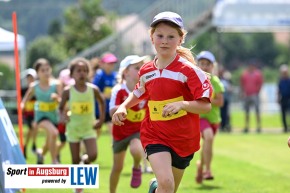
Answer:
[
  {"left": 66, "top": 126, "right": 96, "bottom": 143},
  {"left": 113, "top": 132, "right": 140, "bottom": 153}
]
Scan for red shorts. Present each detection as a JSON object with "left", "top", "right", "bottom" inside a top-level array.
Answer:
[{"left": 199, "top": 118, "right": 219, "bottom": 135}]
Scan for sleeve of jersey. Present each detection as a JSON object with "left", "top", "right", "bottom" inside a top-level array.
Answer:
[
  {"left": 187, "top": 67, "right": 212, "bottom": 100},
  {"left": 133, "top": 71, "right": 148, "bottom": 100},
  {"left": 109, "top": 85, "right": 122, "bottom": 111},
  {"left": 212, "top": 76, "right": 225, "bottom": 94}
]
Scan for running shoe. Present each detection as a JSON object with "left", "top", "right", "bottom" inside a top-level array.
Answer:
[
  {"left": 74, "top": 188, "right": 83, "bottom": 193},
  {"left": 131, "top": 166, "right": 142, "bottom": 188},
  {"left": 148, "top": 178, "right": 157, "bottom": 193}
]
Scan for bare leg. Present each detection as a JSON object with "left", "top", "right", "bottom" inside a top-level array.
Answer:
[
  {"left": 110, "top": 151, "right": 126, "bottom": 193},
  {"left": 149, "top": 152, "right": 175, "bottom": 193},
  {"left": 129, "top": 138, "right": 143, "bottom": 168},
  {"left": 83, "top": 138, "right": 97, "bottom": 163},
  {"left": 69, "top": 142, "right": 81, "bottom": 164},
  {"left": 172, "top": 167, "right": 185, "bottom": 193},
  {"left": 202, "top": 128, "right": 214, "bottom": 175},
  {"left": 38, "top": 120, "right": 58, "bottom": 163}
]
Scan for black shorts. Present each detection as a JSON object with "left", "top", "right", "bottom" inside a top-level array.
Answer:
[
  {"left": 145, "top": 144, "right": 194, "bottom": 169},
  {"left": 24, "top": 115, "right": 34, "bottom": 129},
  {"left": 37, "top": 117, "right": 66, "bottom": 142},
  {"left": 112, "top": 132, "right": 140, "bottom": 153},
  {"left": 96, "top": 112, "right": 111, "bottom": 123}
]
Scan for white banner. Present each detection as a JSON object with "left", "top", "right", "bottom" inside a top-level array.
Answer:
[{"left": 4, "top": 164, "right": 99, "bottom": 189}]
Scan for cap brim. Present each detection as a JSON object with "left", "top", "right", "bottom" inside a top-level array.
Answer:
[
  {"left": 150, "top": 19, "right": 182, "bottom": 28},
  {"left": 131, "top": 56, "right": 147, "bottom": 64}
]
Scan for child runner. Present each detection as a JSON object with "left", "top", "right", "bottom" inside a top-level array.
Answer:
[
  {"left": 21, "top": 58, "right": 62, "bottom": 164},
  {"left": 92, "top": 52, "right": 118, "bottom": 137},
  {"left": 195, "top": 51, "right": 224, "bottom": 184},
  {"left": 21, "top": 68, "right": 37, "bottom": 158},
  {"left": 56, "top": 68, "right": 75, "bottom": 163},
  {"left": 109, "top": 55, "right": 148, "bottom": 193},
  {"left": 112, "top": 11, "right": 212, "bottom": 193},
  {"left": 58, "top": 57, "right": 105, "bottom": 193}
]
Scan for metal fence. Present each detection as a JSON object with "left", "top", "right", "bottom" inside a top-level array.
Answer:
[{"left": 55, "top": 0, "right": 216, "bottom": 73}]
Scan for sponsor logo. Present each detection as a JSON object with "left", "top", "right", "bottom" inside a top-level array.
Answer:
[
  {"left": 145, "top": 73, "right": 156, "bottom": 79},
  {"left": 202, "top": 83, "right": 210, "bottom": 90},
  {"left": 4, "top": 165, "right": 99, "bottom": 189}
]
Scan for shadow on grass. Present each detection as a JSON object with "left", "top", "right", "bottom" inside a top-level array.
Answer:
[{"left": 195, "top": 184, "right": 222, "bottom": 191}]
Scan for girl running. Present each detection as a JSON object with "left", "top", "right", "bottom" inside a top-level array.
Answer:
[
  {"left": 21, "top": 58, "right": 62, "bottom": 164},
  {"left": 195, "top": 51, "right": 224, "bottom": 184},
  {"left": 109, "top": 55, "right": 147, "bottom": 193},
  {"left": 112, "top": 11, "right": 212, "bottom": 193},
  {"left": 59, "top": 57, "right": 105, "bottom": 193}
]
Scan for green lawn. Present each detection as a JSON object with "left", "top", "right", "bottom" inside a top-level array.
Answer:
[
  {"left": 229, "top": 111, "right": 283, "bottom": 132},
  {"left": 15, "top": 111, "right": 290, "bottom": 192}
]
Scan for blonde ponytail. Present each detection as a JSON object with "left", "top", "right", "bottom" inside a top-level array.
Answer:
[{"left": 177, "top": 46, "right": 196, "bottom": 65}]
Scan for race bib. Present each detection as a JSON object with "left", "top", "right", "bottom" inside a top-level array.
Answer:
[
  {"left": 127, "top": 109, "right": 146, "bottom": 122},
  {"left": 24, "top": 101, "right": 35, "bottom": 111},
  {"left": 38, "top": 102, "right": 57, "bottom": 112},
  {"left": 71, "top": 102, "right": 92, "bottom": 114},
  {"left": 104, "top": 87, "right": 112, "bottom": 98},
  {"left": 148, "top": 96, "right": 187, "bottom": 121}
]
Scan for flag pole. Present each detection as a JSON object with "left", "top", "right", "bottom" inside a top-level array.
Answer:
[{"left": 12, "top": 11, "right": 24, "bottom": 153}]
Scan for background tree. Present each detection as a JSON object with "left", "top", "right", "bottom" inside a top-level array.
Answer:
[
  {"left": 0, "top": 62, "right": 15, "bottom": 89},
  {"left": 62, "top": 0, "right": 113, "bottom": 56},
  {"left": 26, "top": 36, "right": 67, "bottom": 69}
]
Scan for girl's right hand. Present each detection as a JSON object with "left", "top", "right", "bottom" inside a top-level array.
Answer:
[
  {"left": 59, "top": 111, "right": 70, "bottom": 123},
  {"left": 20, "top": 102, "right": 25, "bottom": 110},
  {"left": 112, "top": 106, "right": 127, "bottom": 126}
]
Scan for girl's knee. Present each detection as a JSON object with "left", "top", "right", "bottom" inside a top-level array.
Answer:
[
  {"left": 157, "top": 177, "right": 175, "bottom": 192},
  {"left": 88, "top": 152, "right": 97, "bottom": 163}
]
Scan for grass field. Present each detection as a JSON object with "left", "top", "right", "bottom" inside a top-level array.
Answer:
[{"left": 16, "top": 111, "right": 290, "bottom": 192}]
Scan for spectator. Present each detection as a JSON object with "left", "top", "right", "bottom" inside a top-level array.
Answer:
[
  {"left": 277, "top": 64, "right": 290, "bottom": 133},
  {"left": 240, "top": 60, "right": 263, "bottom": 133},
  {"left": 219, "top": 67, "right": 232, "bottom": 132},
  {"left": 92, "top": 52, "right": 118, "bottom": 137}
]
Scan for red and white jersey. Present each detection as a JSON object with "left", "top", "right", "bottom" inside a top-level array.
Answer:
[
  {"left": 133, "top": 55, "right": 212, "bottom": 157},
  {"left": 110, "top": 83, "right": 147, "bottom": 141}
]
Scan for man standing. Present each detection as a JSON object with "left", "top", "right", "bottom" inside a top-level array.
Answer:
[
  {"left": 240, "top": 60, "right": 263, "bottom": 133},
  {"left": 277, "top": 64, "right": 290, "bottom": 133}
]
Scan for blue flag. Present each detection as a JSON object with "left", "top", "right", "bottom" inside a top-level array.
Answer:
[{"left": 0, "top": 98, "right": 26, "bottom": 193}]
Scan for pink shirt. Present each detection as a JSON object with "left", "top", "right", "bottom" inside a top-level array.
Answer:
[{"left": 240, "top": 69, "right": 263, "bottom": 96}]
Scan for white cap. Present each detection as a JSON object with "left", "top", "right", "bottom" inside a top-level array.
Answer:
[
  {"left": 21, "top": 68, "right": 37, "bottom": 79},
  {"left": 119, "top": 55, "right": 147, "bottom": 71},
  {"left": 197, "top": 51, "right": 216, "bottom": 63},
  {"left": 150, "top": 11, "right": 184, "bottom": 29},
  {"left": 117, "top": 55, "right": 147, "bottom": 82}
]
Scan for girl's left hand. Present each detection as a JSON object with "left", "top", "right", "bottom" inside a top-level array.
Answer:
[
  {"left": 50, "top": 93, "right": 59, "bottom": 101},
  {"left": 288, "top": 137, "right": 290, "bottom": 148},
  {"left": 162, "top": 101, "right": 182, "bottom": 117},
  {"left": 94, "top": 120, "right": 103, "bottom": 130}
]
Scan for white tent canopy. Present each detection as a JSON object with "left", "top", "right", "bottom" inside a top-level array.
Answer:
[
  {"left": 0, "top": 27, "right": 26, "bottom": 71},
  {"left": 213, "top": 0, "right": 290, "bottom": 32},
  {"left": 0, "top": 27, "right": 25, "bottom": 51}
]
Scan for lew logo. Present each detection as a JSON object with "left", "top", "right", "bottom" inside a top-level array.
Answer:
[{"left": 4, "top": 164, "right": 99, "bottom": 189}]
